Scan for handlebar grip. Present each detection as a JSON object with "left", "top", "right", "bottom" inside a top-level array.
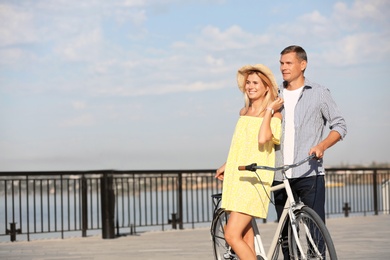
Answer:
[
  {"left": 238, "top": 163, "right": 257, "bottom": 171},
  {"left": 238, "top": 166, "right": 246, "bottom": 171},
  {"left": 309, "top": 153, "right": 320, "bottom": 161}
]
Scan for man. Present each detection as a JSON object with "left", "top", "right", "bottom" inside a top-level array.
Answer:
[{"left": 274, "top": 45, "right": 347, "bottom": 259}]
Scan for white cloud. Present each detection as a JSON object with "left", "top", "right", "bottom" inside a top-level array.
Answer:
[
  {"left": 72, "top": 101, "right": 87, "bottom": 110},
  {"left": 320, "top": 32, "right": 390, "bottom": 66},
  {"left": 1, "top": 0, "right": 390, "bottom": 171},
  {"left": 95, "top": 77, "right": 230, "bottom": 97},
  {"left": 300, "top": 10, "right": 328, "bottom": 24},
  {"left": 2, "top": 0, "right": 389, "bottom": 99},
  {"left": 0, "top": 48, "right": 34, "bottom": 67},
  {"left": 122, "top": 0, "right": 147, "bottom": 8},
  {"left": 334, "top": 0, "right": 389, "bottom": 24},
  {"left": 273, "top": 0, "right": 390, "bottom": 68},
  {"left": 205, "top": 55, "right": 224, "bottom": 66},
  {"left": 195, "top": 25, "right": 270, "bottom": 51},
  {"left": 55, "top": 28, "right": 103, "bottom": 62},
  {"left": 319, "top": 0, "right": 390, "bottom": 66},
  {"left": 0, "top": 3, "right": 38, "bottom": 46},
  {"left": 59, "top": 114, "right": 95, "bottom": 127}
]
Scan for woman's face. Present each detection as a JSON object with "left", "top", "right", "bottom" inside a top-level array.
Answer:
[{"left": 245, "top": 73, "right": 268, "bottom": 101}]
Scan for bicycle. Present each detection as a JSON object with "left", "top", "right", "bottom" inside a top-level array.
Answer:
[{"left": 210, "top": 155, "right": 337, "bottom": 260}]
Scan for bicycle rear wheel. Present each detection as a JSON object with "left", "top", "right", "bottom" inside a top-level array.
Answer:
[
  {"left": 211, "top": 208, "right": 238, "bottom": 260},
  {"left": 288, "top": 206, "right": 337, "bottom": 259}
]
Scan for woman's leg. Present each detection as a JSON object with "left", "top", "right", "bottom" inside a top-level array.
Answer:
[
  {"left": 224, "top": 211, "right": 256, "bottom": 260},
  {"left": 243, "top": 222, "right": 255, "bottom": 255}
]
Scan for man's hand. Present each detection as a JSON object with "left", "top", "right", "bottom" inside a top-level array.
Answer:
[
  {"left": 309, "top": 130, "right": 342, "bottom": 159},
  {"left": 309, "top": 144, "right": 325, "bottom": 159}
]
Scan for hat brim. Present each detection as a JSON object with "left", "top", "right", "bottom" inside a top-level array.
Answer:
[{"left": 237, "top": 64, "right": 278, "bottom": 93}]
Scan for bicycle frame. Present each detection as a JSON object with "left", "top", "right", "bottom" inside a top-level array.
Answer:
[
  {"left": 236, "top": 155, "right": 316, "bottom": 259},
  {"left": 252, "top": 178, "right": 306, "bottom": 259},
  {"left": 211, "top": 155, "right": 335, "bottom": 260}
]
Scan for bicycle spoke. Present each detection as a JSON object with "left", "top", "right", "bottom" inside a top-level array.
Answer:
[
  {"left": 288, "top": 207, "right": 337, "bottom": 259},
  {"left": 302, "top": 219, "right": 324, "bottom": 257}
]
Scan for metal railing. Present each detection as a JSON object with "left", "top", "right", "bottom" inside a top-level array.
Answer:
[
  {"left": 1, "top": 167, "right": 389, "bottom": 242},
  {"left": 324, "top": 167, "right": 390, "bottom": 217}
]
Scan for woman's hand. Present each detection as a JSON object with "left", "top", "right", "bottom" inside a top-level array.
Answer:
[
  {"left": 270, "top": 97, "right": 284, "bottom": 111},
  {"left": 215, "top": 164, "right": 226, "bottom": 181}
]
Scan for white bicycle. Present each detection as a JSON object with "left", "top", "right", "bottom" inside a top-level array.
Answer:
[{"left": 211, "top": 155, "right": 337, "bottom": 260}]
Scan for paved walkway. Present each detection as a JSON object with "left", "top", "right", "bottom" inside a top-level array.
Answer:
[{"left": 0, "top": 214, "right": 389, "bottom": 260}]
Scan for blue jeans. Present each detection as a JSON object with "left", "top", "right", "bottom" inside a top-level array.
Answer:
[{"left": 273, "top": 175, "right": 326, "bottom": 259}]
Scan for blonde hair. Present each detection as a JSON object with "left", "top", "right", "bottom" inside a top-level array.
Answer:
[{"left": 243, "top": 70, "right": 278, "bottom": 115}]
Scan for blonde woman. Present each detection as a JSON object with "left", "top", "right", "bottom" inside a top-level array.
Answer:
[{"left": 215, "top": 64, "right": 283, "bottom": 260}]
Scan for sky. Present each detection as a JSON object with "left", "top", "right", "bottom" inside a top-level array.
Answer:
[{"left": 1, "top": 0, "right": 389, "bottom": 171}]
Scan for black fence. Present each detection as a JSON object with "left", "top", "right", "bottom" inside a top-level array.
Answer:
[
  {"left": 1, "top": 167, "right": 389, "bottom": 242},
  {"left": 325, "top": 167, "right": 390, "bottom": 217}
]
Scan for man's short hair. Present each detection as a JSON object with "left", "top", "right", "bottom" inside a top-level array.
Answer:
[{"left": 281, "top": 45, "right": 307, "bottom": 62}]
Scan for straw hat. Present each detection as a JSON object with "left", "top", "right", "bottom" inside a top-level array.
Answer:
[{"left": 236, "top": 64, "right": 278, "bottom": 93}]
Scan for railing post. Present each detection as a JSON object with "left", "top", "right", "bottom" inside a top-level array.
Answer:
[
  {"left": 177, "top": 173, "right": 183, "bottom": 229},
  {"left": 343, "top": 202, "right": 351, "bottom": 217},
  {"left": 373, "top": 169, "right": 378, "bottom": 215},
  {"left": 101, "top": 173, "right": 115, "bottom": 239},
  {"left": 170, "top": 213, "right": 177, "bottom": 229},
  {"left": 81, "top": 175, "right": 88, "bottom": 237},
  {"left": 383, "top": 180, "right": 390, "bottom": 215},
  {"left": 6, "top": 222, "right": 21, "bottom": 242}
]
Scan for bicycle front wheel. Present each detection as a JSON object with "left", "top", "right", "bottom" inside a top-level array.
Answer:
[
  {"left": 288, "top": 206, "right": 337, "bottom": 259},
  {"left": 211, "top": 208, "right": 237, "bottom": 260}
]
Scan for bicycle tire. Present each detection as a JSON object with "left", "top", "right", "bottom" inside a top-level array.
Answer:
[
  {"left": 211, "top": 208, "right": 238, "bottom": 260},
  {"left": 288, "top": 206, "right": 337, "bottom": 259}
]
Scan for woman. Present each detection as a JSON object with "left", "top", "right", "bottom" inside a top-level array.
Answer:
[{"left": 215, "top": 64, "right": 283, "bottom": 260}]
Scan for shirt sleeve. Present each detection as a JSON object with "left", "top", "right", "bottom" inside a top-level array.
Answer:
[{"left": 321, "top": 88, "right": 347, "bottom": 140}]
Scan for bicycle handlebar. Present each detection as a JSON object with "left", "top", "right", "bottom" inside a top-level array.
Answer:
[{"left": 238, "top": 154, "right": 317, "bottom": 172}]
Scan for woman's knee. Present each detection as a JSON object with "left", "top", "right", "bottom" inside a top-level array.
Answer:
[
  {"left": 224, "top": 223, "right": 242, "bottom": 246},
  {"left": 224, "top": 226, "right": 235, "bottom": 245}
]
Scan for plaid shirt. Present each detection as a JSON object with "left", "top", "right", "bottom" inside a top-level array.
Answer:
[{"left": 274, "top": 79, "right": 347, "bottom": 181}]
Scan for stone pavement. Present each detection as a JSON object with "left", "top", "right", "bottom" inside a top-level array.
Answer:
[{"left": 0, "top": 214, "right": 389, "bottom": 260}]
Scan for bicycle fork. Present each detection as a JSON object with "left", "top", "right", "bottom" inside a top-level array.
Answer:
[
  {"left": 251, "top": 218, "right": 267, "bottom": 259},
  {"left": 284, "top": 179, "right": 307, "bottom": 260},
  {"left": 288, "top": 206, "right": 308, "bottom": 260}
]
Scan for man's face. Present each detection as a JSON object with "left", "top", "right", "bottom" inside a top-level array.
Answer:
[{"left": 279, "top": 52, "right": 306, "bottom": 83}]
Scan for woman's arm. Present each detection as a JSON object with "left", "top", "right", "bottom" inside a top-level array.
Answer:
[{"left": 258, "top": 98, "right": 283, "bottom": 144}]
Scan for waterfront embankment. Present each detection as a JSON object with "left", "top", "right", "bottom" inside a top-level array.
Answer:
[{"left": 0, "top": 214, "right": 389, "bottom": 260}]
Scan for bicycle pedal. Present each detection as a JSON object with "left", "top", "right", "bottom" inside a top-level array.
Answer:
[{"left": 223, "top": 252, "right": 237, "bottom": 259}]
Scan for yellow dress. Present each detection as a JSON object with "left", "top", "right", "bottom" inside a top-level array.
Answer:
[{"left": 221, "top": 116, "right": 281, "bottom": 219}]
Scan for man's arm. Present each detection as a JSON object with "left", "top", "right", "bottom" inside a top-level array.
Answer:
[{"left": 309, "top": 130, "right": 341, "bottom": 159}]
